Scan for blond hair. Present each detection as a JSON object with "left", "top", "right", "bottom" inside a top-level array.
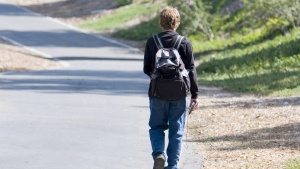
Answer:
[{"left": 159, "top": 6, "right": 180, "bottom": 31}]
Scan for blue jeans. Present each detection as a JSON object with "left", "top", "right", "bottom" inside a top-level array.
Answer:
[{"left": 149, "top": 97, "right": 187, "bottom": 169}]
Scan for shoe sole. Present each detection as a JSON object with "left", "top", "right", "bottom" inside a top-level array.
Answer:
[{"left": 153, "top": 157, "right": 165, "bottom": 169}]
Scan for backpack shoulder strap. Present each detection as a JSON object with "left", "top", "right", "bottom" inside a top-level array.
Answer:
[
  {"left": 173, "top": 35, "right": 187, "bottom": 72},
  {"left": 153, "top": 34, "right": 164, "bottom": 50},
  {"left": 173, "top": 35, "right": 184, "bottom": 50}
]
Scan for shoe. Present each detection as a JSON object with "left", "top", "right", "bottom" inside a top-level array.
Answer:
[{"left": 153, "top": 154, "right": 166, "bottom": 169}]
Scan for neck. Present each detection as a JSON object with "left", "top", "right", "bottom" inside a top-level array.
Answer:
[{"left": 163, "top": 29, "right": 175, "bottom": 32}]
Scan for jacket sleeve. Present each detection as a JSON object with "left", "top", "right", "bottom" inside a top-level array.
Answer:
[
  {"left": 143, "top": 39, "right": 152, "bottom": 78},
  {"left": 182, "top": 38, "right": 199, "bottom": 99}
]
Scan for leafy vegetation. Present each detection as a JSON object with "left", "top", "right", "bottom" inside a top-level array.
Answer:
[
  {"left": 181, "top": 0, "right": 300, "bottom": 96},
  {"left": 167, "top": 0, "right": 213, "bottom": 38}
]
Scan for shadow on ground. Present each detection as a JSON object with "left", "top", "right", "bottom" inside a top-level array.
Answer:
[
  {"left": 201, "top": 97, "right": 300, "bottom": 109},
  {"left": 0, "top": 69, "right": 149, "bottom": 96},
  {"left": 0, "top": 30, "right": 128, "bottom": 48},
  {"left": 192, "top": 123, "right": 300, "bottom": 151},
  {"left": 56, "top": 56, "right": 143, "bottom": 61}
]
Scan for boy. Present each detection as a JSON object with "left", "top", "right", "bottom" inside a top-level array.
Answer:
[{"left": 143, "top": 6, "right": 199, "bottom": 169}]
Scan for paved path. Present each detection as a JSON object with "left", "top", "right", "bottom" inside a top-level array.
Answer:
[{"left": 0, "top": 2, "right": 201, "bottom": 169}]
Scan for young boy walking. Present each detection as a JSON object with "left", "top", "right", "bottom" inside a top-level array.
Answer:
[{"left": 143, "top": 6, "right": 199, "bottom": 169}]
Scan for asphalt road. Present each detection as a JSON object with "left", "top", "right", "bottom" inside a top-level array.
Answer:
[{"left": 0, "top": 2, "right": 202, "bottom": 169}]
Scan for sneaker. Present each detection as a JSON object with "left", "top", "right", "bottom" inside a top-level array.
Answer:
[{"left": 153, "top": 154, "right": 166, "bottom": 169}]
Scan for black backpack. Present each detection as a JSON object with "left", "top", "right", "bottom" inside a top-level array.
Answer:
[{"left": 150, "top": 34, "right": 190, "bottom": 100}]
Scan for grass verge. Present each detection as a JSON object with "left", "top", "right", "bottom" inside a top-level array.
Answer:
[
  {"left": 78, "top": 3, "right": 161, "bottom": 32},
  {"left": 112, "top": 16, "right": 161, "bottom": 41},
  {"left": 285, "top": 158, "right": 300, "bottom": 169},
  {"left": 77, "top": 1, "right": 300, "bottom": 97},
  {"left": 197, "top": 28, "right": 300, "bottom": 96}
]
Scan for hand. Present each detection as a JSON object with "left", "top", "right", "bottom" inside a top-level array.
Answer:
[{"left": 189, "top": 98, "right": 199, "bottom": 113}]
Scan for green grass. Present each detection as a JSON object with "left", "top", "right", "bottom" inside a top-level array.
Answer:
[
  {"left": 189, "top": 27, "right": 283, "bottom": 54},
  {"left": 197, "top": 28, "right": 300, "bottom": 96},
  {"left": 110, "top": 9, "right": 300, "bottom": 96},
  {"left": 115, "top": 0, "right": 133, "bottom": 7},
  {"left": 200, "top": 70, "right": 300, "bottom": 96},
  {"left": 112, "top": 16, "right": 161, "bottom": 41},
  {"left": 79, "top": 3, "right": 161, "bottom": 32},
  {"left": 77, "top": 1, "right": 300, "bottom": 97},
  {"left": 285, "top": 158, "right": 300, "bottom": 169}
]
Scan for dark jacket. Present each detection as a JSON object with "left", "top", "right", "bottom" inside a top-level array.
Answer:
[{"left": 143, "top": 31, "right": 199, "bottom": 99}]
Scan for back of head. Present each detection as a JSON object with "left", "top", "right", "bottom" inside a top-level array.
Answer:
[{"left": 159, "top": 6, "right": 180, "bottom": 31}]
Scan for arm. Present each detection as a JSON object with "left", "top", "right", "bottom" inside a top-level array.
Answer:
[
  {"left": 143, "top": 39, "right": 152, "bottom": 78},
  {"left": 183, "top": 38, "right": 199, "bottom": 99},
  {"left": 183, "top": 38, "right": 200, "bottom": 111}
]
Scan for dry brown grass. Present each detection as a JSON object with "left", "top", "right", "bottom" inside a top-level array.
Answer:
[
  {"left": 0, "top": 38, "right": 60, "bottom": 72},
  {"left": 189, "top": 86, "right": 300, "bottom": 169}
]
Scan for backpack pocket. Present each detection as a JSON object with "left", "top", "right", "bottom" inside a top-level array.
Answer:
[{"left": 154, "top": 76, "right": 188, "bottom": 100}]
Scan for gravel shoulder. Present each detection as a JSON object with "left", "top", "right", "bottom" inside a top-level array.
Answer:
[
  {"left": 0, "top": 38, "right": 60, "bottom": 72},
  {"left": 3, "top": 1, "right": 300, "bottom": 168},
  {"left": 190, "top": 87, "right": 300, "bottom": 168}
]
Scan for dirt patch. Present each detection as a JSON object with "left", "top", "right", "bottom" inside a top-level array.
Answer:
[
  {"left": 189, "top": 86, "right": 300, "bottom": 168},
  {"left": 9, "top": 0, "right": 117, "bottom": 25},
  {"left": 9, "top": 0, "right": 116, "bottom": 17},
  {"left": 0, "top": 38, "right": 60, "bottom": 72}
]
